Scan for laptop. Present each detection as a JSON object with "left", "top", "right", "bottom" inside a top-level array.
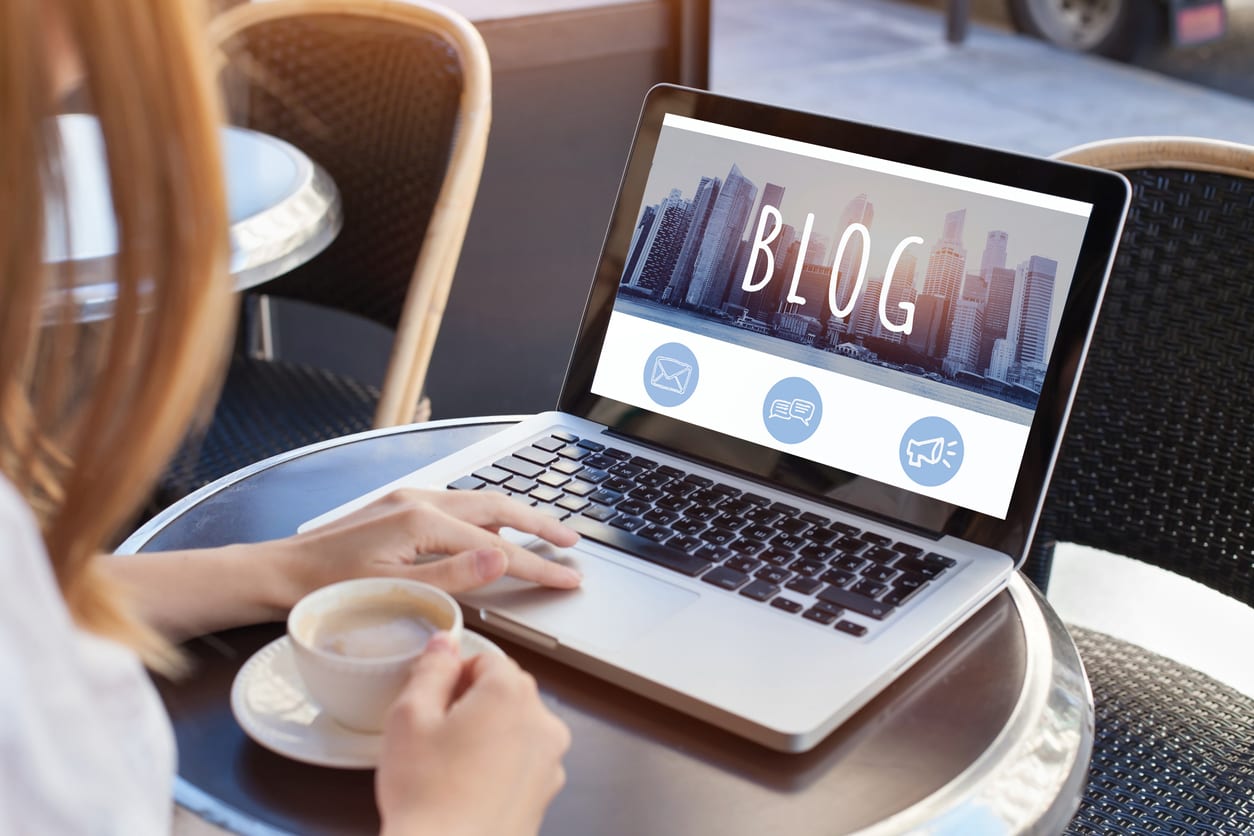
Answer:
[{"left": 302, "top": 85, "right": 1130, "bottom": 752}]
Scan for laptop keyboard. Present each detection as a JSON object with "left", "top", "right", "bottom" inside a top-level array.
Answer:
[{"left": 447, "top": 431, "right": 958, "bottom": 638}]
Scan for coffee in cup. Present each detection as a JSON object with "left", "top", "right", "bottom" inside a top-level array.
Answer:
[{"left": 287, "top": 578, "right": 463, "bottom": 732}]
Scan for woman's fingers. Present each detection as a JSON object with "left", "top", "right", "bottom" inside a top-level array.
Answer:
[
  {"left": 405, "top": 547, "right": 508, "bottom": 593},
  {"left": 387, "top": 633, "right": 463, "bottom": 729},
  {"left": 429, "top": 490, "right": 580, "bottom": 549}
]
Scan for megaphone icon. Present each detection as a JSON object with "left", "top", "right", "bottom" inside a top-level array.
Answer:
[{"left": 905, "top": 436, "right": 946, "bottom": 468}]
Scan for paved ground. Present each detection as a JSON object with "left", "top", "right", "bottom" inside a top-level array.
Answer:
[{"left": 711, "top": 0, "right": 1254, "bottom": 157}]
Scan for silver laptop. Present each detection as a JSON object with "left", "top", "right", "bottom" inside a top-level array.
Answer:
[{"left": 303, "top": 85, "right": 1130, "bottom": 752}]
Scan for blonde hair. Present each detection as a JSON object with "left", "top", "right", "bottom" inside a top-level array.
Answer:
[{"left": 0, "top": 0, "right": 234, "bottom": 668}]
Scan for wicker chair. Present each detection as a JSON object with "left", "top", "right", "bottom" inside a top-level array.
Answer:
[
  {"left": 1028, "top": 137, "right": 1254, "bottom": 834},
  {"left": 159, "top": 0, "right": 490, "bottom": 505}
]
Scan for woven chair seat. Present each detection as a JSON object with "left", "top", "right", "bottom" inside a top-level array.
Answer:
[
  {"left": 1066, "top": 626, "right": 1254, "bottom": 834},
  {"left": 159, "top": 355, "right": 379, "bottom": 505}
]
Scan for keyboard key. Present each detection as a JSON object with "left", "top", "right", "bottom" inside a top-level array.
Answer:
[
  {"left": 504, "top": 476, "right": 538, "bottom": 493},
  {"left": 515, "top": 446, "right": 558, "bottom": 466},
  {"left": 728, "top": 539, "right": 766, "bottom": 557},
  {"left": 563, "top": 480, "right": 596, "bottom": 497},
  {"left": 448, "top": 476, "right": 483, "bottom": 491},
  {"left": 657, "top": 494, "right": 693, "bottom": 513},
  {"left": 924, "top": 552, "right": 958, "bottom": 569},
  {"left": 755, "top": 566, "right": 791, "bottom": 585},
  {"left": 534, "top": 504, "right": 569, "bottom": 520},
  {"left": 883, "top": 584, "right": 926, "bottom": 607},
  {"left": 776, "top": 517, "right": 812, "bottom": 537},
  {"left": 688, "top": 506, "right": 720, "bottom": 522},
  {"left": 589, "top": 489, "right": 623, "bottom": 506},
  {"left": 770, "top": 597, "right": 804, "bottom": 614},
  {"left": 719, "top": 498, "right": 754, "bottom": 516},
  {"left": 645, "top": 508, "right": 679, "bottom": 526},
  {"left": 637, "top": 524, "right": 672, "bottom": 544},
  {"left": 745, "top": 507, "right": 780, "bottom": 525},
  {"left": 835, "top": 537, "right": 870, "bottom": 554},
  {"left": 529, "top": 486, "right": 564, "bottom": 503},
  {"left": 556, "top": 495, "right": 590, "bottom": 513},
  {"left": 690, "top": 488, "right": 726, "bottom": 507},
  {"left": 789, "top": 559, "right": 825, "bottom": 578},
  {"left": 603, "top": 476, "right": 636, "bottom": 494},
  {"left": 817, "top": 586, "right": 894, "bottom": 620},
  {"left": 673, "top": 518, "right": 706, "bottom": 535},
  {"left": 702, "top": 566, "right": 749, "bottom": 591},
  {"left": 802, "top": 607, "right": 838, "bottom": 625},
  {"left": 771, "top": 532, "right": 806, "bottom": 552},
  {"left": 800, "top": 511, "right": 830, "bottom": 526},
  {"left": 656, "top": 465, "right": 685, "bottom": 479},
  {"left": 610, "top": 515, "right": 645, "bottom": 533},
  {"left": 494, "top": 457, "right": 544, "bottom": 479},
  {"left": 861, "top": 532, "right": 892, "bottom": 546},
  {"left": 581, "top": 504, "right": 616, "bottom": 522},
  {"left": 806, "top": 526, "right": 842, "bottom": 546},
  {"left": 668, "top": 534, "right": 704, "bottom": 553},
  {"left": 830, "top": 522, "right": 860, "bottom": 536},
  {"left": 537, "top": 471, "right": 571, "bottom": 488},
  {"left": 852, "top": 579, "right": 888, "bottom": 598},
  {"left": 701, "top": 528, "right": 736, "bottom": 546},
  {"left": 740, "top": 580, "right": 779, "bottom": 602},
  {"left": 835, "top": 620, "right": 868, "bottom": 637},
  {"left": 893, "top": 542, "right": 924, "bottom": 557},
  {"left": 712, "top": 513, "right": 747, "bottom": 531},
  {"left": 743, "top": 524, "right": 775, "bottom": 542},
  {"left": 799, "top": 544, "right": 833, "bottom": 562},
  {"left": 896, "top": 556, "right": 945, "bottom": 578},
  {"left": 473, "top": 466, "right": 512, "bottom": 485},
  {"left": 563, "top": 515, "right": 711, "bottom": 577},
  {"left": 725, "top": 556, "right": 762, "bottom": 573},
  {"left": 760, "top": 550, "right": 794, "bottom": 567},
  {"left": 742, "top": 492, "right": 770, "bottom": 506},
  {"left": 615, "top": 499, "right": 650, "bottom": 517},
  {"left": 895, "top": 572, "right": 928, "bottom": 591},
  {"left": 683, "top": 473, "right": 714, "bottom": 488},
  {"left": 769, "top": 502, "right": 799, "bottom": 517},
  {"left": 611, "top": 462, "right": 645, "bottom": 478},
  {"left": 584, "top": 454, "right": 615, "bottom": 470},
  {"left": 603, "top": 447, "right": 632, "bottom": 461},
  {"left": 630, "top": 456, "right": 657, "bottom": 469},
  {"left": 834, "top": 556, "right": 867, "bottom": 572},
  {"left": 664, "top": 480, "right": 699, "bottom": 498},
  {"left": 629, "top": 485, "right": 665, "bottom": 503},
  {"left": 813, "top": 600, "right": 843, "bottom": 617},
  {"left": 709, "top": 482, "right": 740, "bottom": 497},
  {"left": 694, "top": 545, "right": 728, "bottom": 562},
  {"left": 551, "top": 459, "right": 583, "bottom": 476},
  {"left": 820, "top": 569, "right": 856, "bottom": 587},
  {"left": 575, "top": 438, "right": 605, "bottom": 451},
  {"left": 786, "top": 577, "right": 822, "bottom": 595},
  {"left": 551, "top": 431, "right": 580, "bottom": 443},
  {"left": 637, "top": 471, "right": 671, "bottom": 488},
  {"left": 533, "top": 436, "right": 566, "bottom": 452},
  {"left": 863, "top": 546, "right": 899, "bottom": 564},
  {"left": 863, "top": 565, "right": 898, "bottom": 584}
]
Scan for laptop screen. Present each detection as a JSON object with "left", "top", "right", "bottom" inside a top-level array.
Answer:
[{"left": 562, "top": 86, "right": 1128, "bottom": 557}]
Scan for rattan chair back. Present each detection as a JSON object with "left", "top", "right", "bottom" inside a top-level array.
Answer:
[
  {"left": 210, "top": 0, "right": 490, "bottom": 425},
  {"left": 1025, "top": 137, "right": 1254, "bottom": 607}
]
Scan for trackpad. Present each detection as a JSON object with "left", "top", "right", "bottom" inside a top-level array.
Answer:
[{"left": 459, "top": 540, "right": 699, "bottom": 652}]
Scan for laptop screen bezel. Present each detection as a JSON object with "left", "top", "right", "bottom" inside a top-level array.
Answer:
[{"left": 557, "top": 84, "right": 1130, "bottom": 565}]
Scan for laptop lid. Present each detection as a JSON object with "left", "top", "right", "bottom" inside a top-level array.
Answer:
[{"left": 558, "top": 85, "right": 1129, "bottom": 567}]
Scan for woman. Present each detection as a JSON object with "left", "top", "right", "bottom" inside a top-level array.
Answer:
[{"left": 1, "top": 0, "right": 579, "bottom": 833}]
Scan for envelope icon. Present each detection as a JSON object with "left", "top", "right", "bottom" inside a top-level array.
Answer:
[{"left": 650, "top": 356, "right": 692, "bottom": 395}]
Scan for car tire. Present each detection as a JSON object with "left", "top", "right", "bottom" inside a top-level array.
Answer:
[{"left": 1007, "top": 0, "right": 1160, "bottom": 60}]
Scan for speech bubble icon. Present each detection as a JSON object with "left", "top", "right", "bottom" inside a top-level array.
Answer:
[
  {"left": 788, "top": 399, "right": 816, "bottom": 426},
  {"left": 768, "top": 399, "right": 794, "bottom": 421}
]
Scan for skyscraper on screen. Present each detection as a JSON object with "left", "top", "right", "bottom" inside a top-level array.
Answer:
[{"left": 686, "top": 164, "right": 758, "bottom": 309}]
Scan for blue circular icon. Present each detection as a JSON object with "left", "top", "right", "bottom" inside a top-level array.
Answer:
[
  {"left": 761, "top": 377, "right": 823, "bottom": 444},
  {"left": 899, "top": 416, "right": 964, "bottom": 487},
  {"left": 643, "top": 342, "right": 699, "bottom": 407}
]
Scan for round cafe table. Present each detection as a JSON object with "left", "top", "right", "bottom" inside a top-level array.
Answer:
[
  {"left": 117, "top": 417, "right": 1094, "bottom": 836},
  {"left": 44, "top": 113, "right": 340, "bottom": 322}
]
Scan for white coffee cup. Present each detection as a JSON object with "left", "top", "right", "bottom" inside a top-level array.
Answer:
[{"left": 287, "top": 577, "right": 463, "bottom": 733}]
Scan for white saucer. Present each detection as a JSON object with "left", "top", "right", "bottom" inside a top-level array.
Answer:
[{"left": 230, "top": 630, "right": 503, "bottom": 769}]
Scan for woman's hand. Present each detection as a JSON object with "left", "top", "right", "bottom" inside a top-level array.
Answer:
[
  {"left": 105, "top": 489, "right": 580, "bottom": 639},
  {"left": 277, "top": 488, "right": 582, "bottom": 606},
  {"left": 376, "top": 633, "right": 570, "bottom": 836}
]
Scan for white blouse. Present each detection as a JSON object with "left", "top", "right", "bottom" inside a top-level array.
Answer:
[{"left": 0, "top": 475, "right": 175, "bottom": 835}]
